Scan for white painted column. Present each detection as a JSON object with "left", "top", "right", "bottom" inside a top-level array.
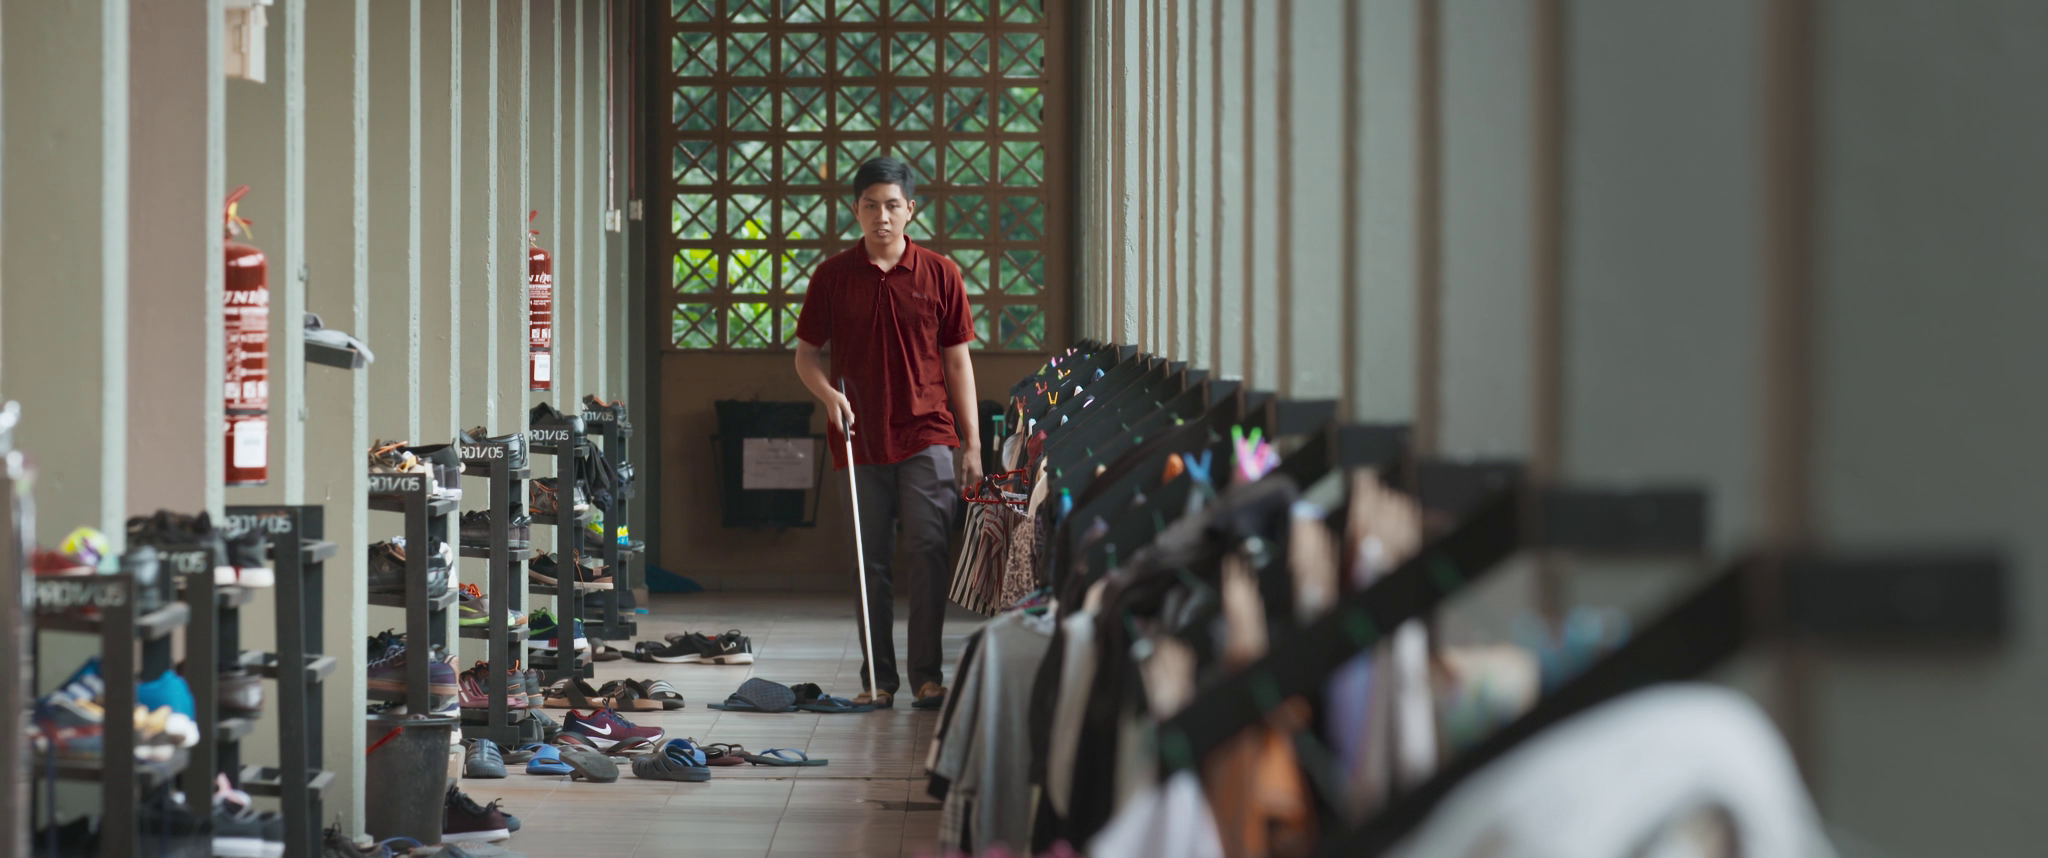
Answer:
[
  {"left": 1351, "top": 0, "right": 1419, "bottom": 423},
  {"left": 1212, "top": 0, "right": 1245, "bottom": 378},
  {"left": 420, "top": 0, "right": 457, "bottom": 444}
]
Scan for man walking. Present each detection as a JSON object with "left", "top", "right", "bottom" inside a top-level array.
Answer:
[{"left": 794, "top": 157, "right": 982, "bottom": 709}]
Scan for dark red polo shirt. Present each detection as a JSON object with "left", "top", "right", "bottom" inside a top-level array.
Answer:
[{"left": 795, "top": 237, "right": 975, "bottom": 468}]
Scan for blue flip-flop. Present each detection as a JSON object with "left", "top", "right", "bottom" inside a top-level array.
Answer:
[
  {"left": 741, "top": 748, "right": 828, "bottom": 767},
  {"left": 794, "top": 694, "right": 875, "bottom": 714},
  {"left": 523, "top": 744, "right": 572, "bottom": 776}
]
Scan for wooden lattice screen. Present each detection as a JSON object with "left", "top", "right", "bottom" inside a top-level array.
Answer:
[{"left": 659, "top": 0, "right": 1068, "bottom": 352}]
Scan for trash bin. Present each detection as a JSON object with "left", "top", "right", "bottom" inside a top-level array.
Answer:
[{"left": 363, "top": 717, "right": 456, "bottom": 845}]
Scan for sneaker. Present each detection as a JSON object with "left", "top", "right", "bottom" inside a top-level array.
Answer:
[
  {"left": 400, "top": 442, "right": 463, "bottom": 501},
  {"left": 224, "top": 528, "right": 276, "bottom": 588},
  {"left": 521, "top": 669, "right": 546, "bottom": 709},
  {"left": 366, "top": 642, "right": 460, "bottom": 709},
  {"left": 219, "top": 668, "right": 265, "bottom": 717},
  {"left": 137, "top": 669, "right": 198, "bottom": 722},
  {"left": 529, "top": 401, "right": 583, "bottom": 433},
  {"left": 443, "top": 785, "right": 511, "bottom": 843},
  {"left": 697, "top": 629, "right": 755, "bottom": 665},
  {"left": 458, "top": 584, "right": 489, "bottom": 627},
  {"left": 214, "top": 775, "right": 287, "bottom": 858},
  {"left": 562, "top": 708, "right": 665, "bottom": 750},
  {"left": 529, "top": 479, "right": 562, "bottom": 520},
  {"left": 367, "top": 539, "right": 449, "bottom": 597},
  {"left": 527, "top": 552, "right": 561, "bottom": 587},
  {"left": 367, "top": 440, "right": 438, "bottom": 496},
  {"left": 527, "top": 608, "right": 588, "bottom": 652},
  {"left": 632, "top": 638, "right": 703, "bottom": 664},
  {"left": 459, "top": 509, "right": 532, "bottom": 550},
  {"left": 465, "top": 738, "right": 508, "bottom": 778}
]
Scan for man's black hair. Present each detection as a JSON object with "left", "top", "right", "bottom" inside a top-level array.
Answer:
[{"left": 852, "top": 156, "right": 916, "bottom": 201}]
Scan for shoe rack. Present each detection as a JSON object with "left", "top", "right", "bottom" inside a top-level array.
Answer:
[
  {"left": 457, "top": 436, "right": 533, "bottom": 748},
  {"left": 167, "top": 535, "right": 256, "bottom": 808},
  {"left": 365, "top": 470, "right": 459, "bottom": 723},
  {"left": 527, "top": 417, "right": 595, "bottom": 683},
  {"left": 32, "top": 561, "right": 193, "bottom": 857},
  {"left": 2, "top": 403, "right": 29, "bottom": 858},
  {"left": 581, "top": 404, "right": 639, "bottom": 642},
  {"left": 224, "top": 505, "right": 338, "bottom": 858}
]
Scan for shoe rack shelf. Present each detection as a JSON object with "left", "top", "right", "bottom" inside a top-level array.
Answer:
[
  {"left": 31, "top": 568, "right": 191, "bottom": 858},
  {"left": 458, "top": 434, "right": 530, "bottom": 747},
  {"left": 223, "top": 505, "right": 337, "bottom": 858},
  {"left": 167, "top": 536, "right": 246, "bottom": 811},
  {"left": 365, "top": 472, "right": 458, "bottom": 721},
  {"left": 582, "top": 406, "right": 638, "bottom": 642},
  {"left": 528, "top": 419, "right": 596, "bottom": 684},
  {"left": 304, "top": 340, "right": 362, "bottom": 370}
]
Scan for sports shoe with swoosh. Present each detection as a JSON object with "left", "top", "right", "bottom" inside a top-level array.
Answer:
[{"left": 562, "top": 708, "right": 664, "bottom": 750}]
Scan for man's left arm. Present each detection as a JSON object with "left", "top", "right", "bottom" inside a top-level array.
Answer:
[{"left": 943, "top": 342, "right": 983, "bottom": 488}]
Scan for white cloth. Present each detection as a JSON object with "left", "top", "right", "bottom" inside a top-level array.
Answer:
[
  {"left": 1386, "top": 684, "right": 1836, "bottom": 858},
  {"left": 1089, "top": 771, "right": 1226, "bottom": 858}
]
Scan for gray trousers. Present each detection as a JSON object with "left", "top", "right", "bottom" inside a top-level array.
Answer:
[{"left": 850, "top": 444, "right": 955, "bottom": 694}]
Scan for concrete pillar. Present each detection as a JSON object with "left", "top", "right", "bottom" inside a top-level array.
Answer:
[
  {"left": 1168, "top": 0, "right": 1189, "bottom": 359},
  {"left": 1185, "top": 0, "right": 1210, "bottom": 367},
  {"left": 1112, "top": 0, "right": 1137, "bottom": 344},
  {"left": 531, "top": 0, "right": 564, "bottom": 416},
  {"left": 1805, "top": 1, "right": 2048, "bottom": 850},
  {"left": 457, "top": 0, "right": 499, "bottom": 433},
  {"left": 504, "top": 0, "right": 532, "bottom": 430},
  {"left": 1351, "top": 0, "right": 1419, "bottom": 423},
  {"left": 1212, "top": 0, "right": 1245, "bottom": 378},
  {"left": 368, "top": 0, "right": 420, "bottom": 442},
  {"left": 302, "top": 0, "right": 371, "bottom": 834},
  {"left": 128, "top": 0, "right": 226, "bottom": 519},
  {"left": 571, "top": 0, "right": 593, "bottom": 401},
  {"left": 1243, "top": 0, "right": 1280, "bottom": 389},
  {"left": 2, "top": 0, "right": 131, "bottom": 542},
  {"left": 420, "top": 0, "right": 456, "bottom": 443},
  {"left": 1284, "top": 0, "right": 1343, "bottom": 400},
  {"left": 1436, "top": 0, "right": 1532, "bottom": 458}
]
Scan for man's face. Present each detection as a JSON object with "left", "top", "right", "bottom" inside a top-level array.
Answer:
[{"left": 853, "top": 183, "right": 915, "bottom": 245}]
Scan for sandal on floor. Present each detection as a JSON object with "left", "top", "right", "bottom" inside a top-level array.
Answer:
[
  {"left": 543, "top": 677, "right": 609, "bottom": 709},
  {"left": 522, "top": 744, "right": 572, "bottom": 776},
  {"left": 741, "top": 748, "right": 827, "bottom": 767},
  {"left": 599, "top": 736, "right": 657, "bottom": 757},
  {"left": 556, "top": 746, "right": 621, "bottom": 782},
  {"left": 632, "top": 739, "right": 711, "bottom": 782},
  {"left": 610, "top": 679, "right": 686, "bottom": 711},
  {"left": 701, "top": 743, "right": 746, "bottom": 766}
]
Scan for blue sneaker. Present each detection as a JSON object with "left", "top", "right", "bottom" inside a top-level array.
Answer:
[{"left": 137, "top": 670, "right": 197, "bottom": 719}]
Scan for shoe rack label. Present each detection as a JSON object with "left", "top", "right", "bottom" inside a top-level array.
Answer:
[
  {"left": 460, "top": 443, "right": 507, "bottom": 462},
  {"left": 581, "top": 410, "right": 616, "bottom": 424},
  {"left": 530, "top": 428, "right": 573, "bottom": 443},
  {"left": 222, "top": 510, "right": 295, "bottom": 539},
  {"left": 33, "top": 578, "right": 126, "bottom": 613},
  {"left": 160, "top": 549, "right": 211, "bottom": 576},
  {"left": 369, "top": 474, "right": 426, "bottom": 495}
]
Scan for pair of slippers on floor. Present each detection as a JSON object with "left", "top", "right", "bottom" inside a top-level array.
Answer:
[
  {"left": 705, "top": 678, "right": 876, "bottom": 714},
  {"left": 522, "top": 736, "right": 824, "bottom": 781},
  {"left": 544, "top": 677, "right": 686, "bottom": 711}
]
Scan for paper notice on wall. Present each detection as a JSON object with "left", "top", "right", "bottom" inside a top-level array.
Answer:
[
  {"left": 742, "top": 438, "right": 814, "bottom": 490},
  {"left": 233, "top": 417, "right": 268, "bottom": 468}
]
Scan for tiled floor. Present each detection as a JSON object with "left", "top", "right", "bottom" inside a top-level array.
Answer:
[{"left": 476, "top": 592, "right": 980, "bottom": 858}]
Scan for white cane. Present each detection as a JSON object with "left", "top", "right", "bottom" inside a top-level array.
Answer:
[{"left": 839, "top": 380, "right": 882, "bottom": 706}]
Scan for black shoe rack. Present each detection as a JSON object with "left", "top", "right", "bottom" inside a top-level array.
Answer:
[
  {"left": 527, "top": 418, "right": 594, "bottom": 683},
  {"left": 223, "top": 505, "right": 338, "bottom": 858},
  {"left": 367, "top": 470, "right": 460, "bottom": 721},
  {"left": 32, "top": 563, "right": 194, "bottom": 857},
  {"left": 582, "top": 405, "right": 639, "bottom": 642},
  {"left": 2, "top": 404, "right": 30, "bottom": 858},
  {"left": 458, "top": 436, "right": 534, "bottom": 746}
]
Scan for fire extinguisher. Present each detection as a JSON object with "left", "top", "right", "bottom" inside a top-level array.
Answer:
[
  {"left": 527, "top": 210, "right": 553, "bottom": 391},
  {"left": 223, "top": 185, "right": 269, "bottom": 486}
]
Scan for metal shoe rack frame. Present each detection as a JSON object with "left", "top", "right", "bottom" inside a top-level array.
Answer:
[
  {"left": 582, "top": 406, "right": 639, "bottom": 642},
  {"left": 32, "top": 565, "right": 192, "bottom": 856},
  {"left": 366, "top": 473, "right": 460, "bottom": 723},
  {"left": 3, "top": 405, "right": 29, "bottom": 858},
  {"left": 528, "top": 420, "right": 595, "bottom": 683},
  {"left": 458, "top": 437, "right": 533, "bottom": 747},
  {"left": 221, "top": 505, "right": 338, "bottom": 858}
]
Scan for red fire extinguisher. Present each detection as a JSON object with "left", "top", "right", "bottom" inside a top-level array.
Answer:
[
  {"left": 223, "top": 185, "right": 269, "bottom": 486},
  {"left": 527, "top": 210, "right": 553, "bottom": 391}
]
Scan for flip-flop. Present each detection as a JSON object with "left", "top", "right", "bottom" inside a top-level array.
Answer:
[
  {"left": 556, "top": 746, "right": 620, "bottom": 783},
  {"left": 741, "top": 748, "right": 827, "bottom": 767},
  {"left": 701, "top": 743, "right": 746, "bottom": 767},
  {"left": 522, "top": 744, "right": 572, "bottom": 776},
  {"left": 597, "top": 736, "right": 657, "bottom": 757},
  {"left": 795, "top": 695, "right": 875, "bottom": 714},
  {"left": 632, "top": 739, "right": 712, "bottom": 782}
]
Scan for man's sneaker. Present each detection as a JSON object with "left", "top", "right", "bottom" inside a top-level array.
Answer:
[
  {"left": 459, "top": 509, "right": 531, "bottom": 550},
  {"left": 633, "top": 638, "right": 703, "bottom": 664},
  {"left": 224, "top": 528, "right": 276, "bottom": 588},
  {"left": 366, "top": 642, "right": 460, "bottom": 709},
  {"left": 367, "top": 539, "right": 450, "bottom": 597},
  {"left": 458, "top": 584, "right": 490, "bottom": 627},
  {"left": 461, "top": 427, "right": 529, "bottom": 472},
  {"left": 443, "top": 786, "right": 511, "bottom": 843},
  {"left": 529, "top": 479, "right": 563, "bottom": 520},
  {"left": 464, "top": 738, "right": 508, "bottom": 779},
  {"left": 562, "top": 709, "right": 665, "bottom": 750},
  {"left": 697, "top": 630, "right": 755, "bottom": 665},
  {"left": 527, "top": 608, "right": 588, "bottom": 652},
  {"left": 214, "top": 774, "right": 286, "bottom": 858},
  {"left": 521, "top": 669, "right": 546, "bottom": 709}
]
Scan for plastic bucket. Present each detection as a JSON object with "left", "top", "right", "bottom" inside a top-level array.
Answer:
[{"left": 362, "top": 718, "right": 455, "bottom": 845}]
